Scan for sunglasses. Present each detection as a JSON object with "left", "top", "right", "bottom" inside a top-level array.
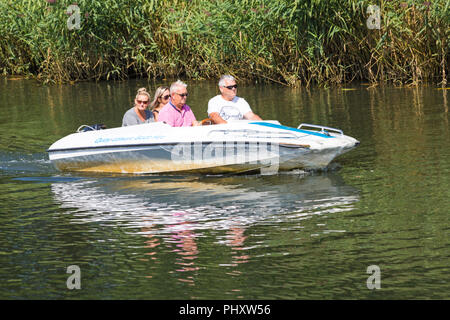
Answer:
[
  {"left": 161, "top": 95, "right": 170, "bottom": 100},
  {"left": 136, "top": 100, "right": 149, "bottom": 104},
  {"left": 224, "top": 84, "right": 238, "bottom": 90},
  {"left": 175, "top": 93, "right": 189, "bottom": 98}
]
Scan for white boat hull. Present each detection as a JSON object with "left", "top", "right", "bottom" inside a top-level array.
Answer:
[{"left": 47, "top": 121, "right": 359, "bottom": 174}]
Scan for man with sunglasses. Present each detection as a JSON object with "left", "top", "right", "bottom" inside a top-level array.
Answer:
[
  {"left": 207, "top": 75, "right": 262, "bottom": 124},
  {"left": 158, "top": 80, "right": 199, "bottom": 127}
]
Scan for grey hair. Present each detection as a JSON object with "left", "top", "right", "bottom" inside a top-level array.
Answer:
[
  {"left": 218, "top": 75, "right": 236, "bottom": 87},
  {"left": 170, "top": 80, "right": 187, "bottom": 94}
]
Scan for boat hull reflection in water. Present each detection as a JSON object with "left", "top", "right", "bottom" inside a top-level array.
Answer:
[{"left": 51, "top": 173, "right": 359, "bottom": 233}]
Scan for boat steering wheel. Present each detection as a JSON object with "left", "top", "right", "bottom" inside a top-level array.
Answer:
[{"left": 200, "top": 118, "right": 213, "bottom": 126}]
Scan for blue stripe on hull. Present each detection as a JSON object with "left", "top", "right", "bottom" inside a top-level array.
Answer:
[{"left": 250, "top": 122, "right": 334, "bottom": 138}]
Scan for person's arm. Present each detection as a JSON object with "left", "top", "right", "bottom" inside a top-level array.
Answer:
[
  {"left": 243, "top": 111, "right": 262, "bottom": 121},
  {"left": 209, "top": 112, "right": 227, "bottom": 124},
  {"left": 189, "top": 109, "right": 200, "bottom": 126},
  {"left": 152, "top": 110, "right": 159, "bottom": 122}
]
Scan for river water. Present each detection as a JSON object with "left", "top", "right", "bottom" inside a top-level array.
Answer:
[{"left": 0, "top": 78, "right": 448, "bottom": 299}]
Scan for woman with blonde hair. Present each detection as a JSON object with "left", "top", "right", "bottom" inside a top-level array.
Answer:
[
  {"left": 122, "top": 87, "right": 155, "bottom": 126},
  {"left": 149, "top": 86, "right": 170, "bottom": 121}
]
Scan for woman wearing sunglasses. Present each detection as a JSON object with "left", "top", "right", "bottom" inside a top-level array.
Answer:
[
  {"left": 150, "top": 86, "right": 170, "bottom": 122},
  {"left": 122, "top": 88, "right": 155, "bottom": 126}
]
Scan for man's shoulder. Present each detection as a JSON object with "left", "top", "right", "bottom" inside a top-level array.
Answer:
[
  {"left": 208, "top": 95, "right": 222, "bottom": 103},
  {"left": 159, "top": 102, "right": 173, "bottom": 114},
  {"left": 209, "top": 95, "right": 246, "bottom": 104},
  {"left": 182, "top": 104, "right": 192, "bottom": 111},
  {"left": 233, "top": 96, "right": 247, "bottom": 103},
  {"left": 230, "top": 96, "right": 250, "bottom": 109}
]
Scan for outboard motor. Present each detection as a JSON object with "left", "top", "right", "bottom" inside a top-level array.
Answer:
[{"left": 77, "top": 124, "right": 107, "bottom": 132}]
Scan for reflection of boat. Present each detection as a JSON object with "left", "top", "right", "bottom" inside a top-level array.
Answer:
[
  {"left": 50, "top": 173, "right": 359, "bottom": 232},
  {"left": 47, "top": 121, "right": 359, "bottom": 174}
]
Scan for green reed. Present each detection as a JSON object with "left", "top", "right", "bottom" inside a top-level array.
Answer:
[{"left": 0, "top": 0, "right": 448, "bottom": 86}]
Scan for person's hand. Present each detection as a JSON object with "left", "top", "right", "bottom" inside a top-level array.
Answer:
[{"left": 192, "top": 120, "right": 200, "bottom": 126}]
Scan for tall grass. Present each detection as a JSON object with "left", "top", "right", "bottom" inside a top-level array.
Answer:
[{"left": 0, "top": 0, "right": 448, "bottom": 86}]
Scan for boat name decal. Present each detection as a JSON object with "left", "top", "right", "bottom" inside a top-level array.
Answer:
[{"left": 94, "top": 135, "right": 165, "bottom": 144}]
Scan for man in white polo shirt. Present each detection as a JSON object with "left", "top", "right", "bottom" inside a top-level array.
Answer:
[{"left": 207, "top": 75, "right": 262, "bottom": 124}]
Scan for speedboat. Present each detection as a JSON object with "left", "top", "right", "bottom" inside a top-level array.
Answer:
[{"left": 47, "top": 120, "right": 359, "bottom": 174}]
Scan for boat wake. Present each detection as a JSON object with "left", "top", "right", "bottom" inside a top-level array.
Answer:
[{"left": 0, "top": 151, "right": 55, "bottom": 176}]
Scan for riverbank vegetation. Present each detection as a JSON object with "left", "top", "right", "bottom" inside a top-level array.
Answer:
[{"left": 0, "top": 0, "right": 448, "bottom": 86}]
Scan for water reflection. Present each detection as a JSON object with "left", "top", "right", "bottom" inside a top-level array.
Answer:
[
  {"left": 442, "top": 88, "right": 448, "bottom": 128},
  {"left": 166, "top": 213, "right": 200, "bottom": 285},
  {"left": 50, "top": 173, "right": 359, "bottom": 284},
  {"left": 226, "top": 221, "right": 250, "bottom": 266},
  {"left": 51, "top": 173, "right": 359, "bottom": 227}
]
